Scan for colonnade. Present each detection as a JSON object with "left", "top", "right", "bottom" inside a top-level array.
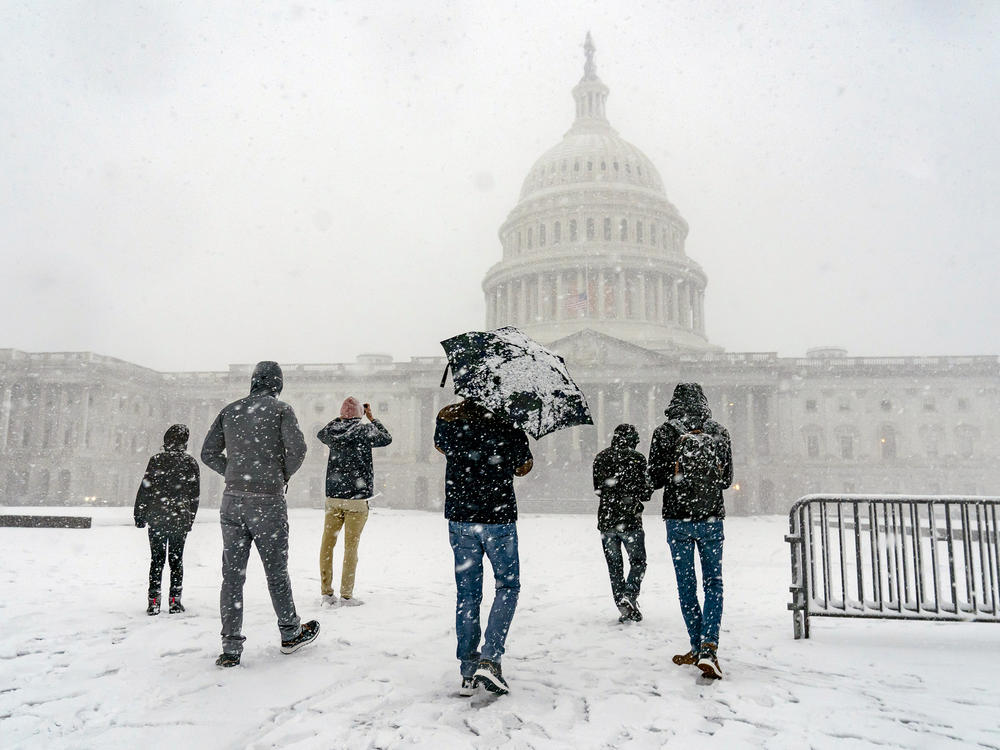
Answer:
[{"left": 486, "top": 268, "right": 705, "bottom": 333}]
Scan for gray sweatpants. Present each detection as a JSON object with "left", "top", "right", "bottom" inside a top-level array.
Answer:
[{"left": 220, "top": 492, "right": 301, "bottom": 654}]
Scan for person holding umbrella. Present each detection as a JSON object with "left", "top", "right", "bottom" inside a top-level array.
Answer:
[{"left": 436, "top": 327, "right": 593, "bottom": 696}]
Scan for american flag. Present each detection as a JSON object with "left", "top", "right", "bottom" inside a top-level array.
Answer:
[{"left": 566, "top": 290, "right": 588, "bottom": 314}]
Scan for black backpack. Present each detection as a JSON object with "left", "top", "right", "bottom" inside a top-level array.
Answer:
[{"left": 672, "top": 428, "right": 724, "bottom": 499}]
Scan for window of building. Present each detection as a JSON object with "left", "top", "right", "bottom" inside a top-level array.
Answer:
[
  {"left": 516, "top": 232, "right": 521, "bottom": 252},
  {"left": 603, "top": 217, "right": 612, "bottom": 241},
  {"left": 586, "top": 218, "right": 595, "bottom": 240},
  {"left": 879, "top": 426, "right": 897, "bottom": 460},
  {"left": 662, "top": 228, "right": 669, "bottom": 248},
  {"left": 957, "top": 397, "right": 969, "bottom": 411},
  {"left": 880, "top": 399, "right": 892, "bottom": 412},
  {"left": 923, "top": 396, "right": 936, "bottom": 412},
  {"left": 573, "top": 161, "right": 579, "bottom": 172},
  {"left": 613, "top": 161, "right": 619, "bottom": 172},
  {"left": 636, "top": 221, "right": 644, "bottom": 243},
  {"left": 553, "top": 221, "right": 561, "bottom": 243},
  {"left": 587, "top": 161, "right": 593, "bottom": 171},
  {"left": 805, "top": 399, "right": 817, "bottom": 412},
  {"left": 807, "top": 434, "right": 819, "bottom": 458},
  {"left": 840, "top": 435, "right": 854, "bottom": 460},
  {"left": 956, "top": 426, "right": 977, "bottom": 459},
  {"left": 600, "top": 161, "right": 606, "bottom": 171},
  {"left": 650, "top": 223, "right": 656, "bottom": 246},
  {"left": 569, "top": 220, "right": 577, "bottom": 241},
  {"left": 620, "top": 219, "right": 628, "bottom": 241},
  {"left": 526, "top": 228, "right": 532, "bottom": 249},
  {"left": 838, "top": 398, "right": 851, "bottom": 412},
  {"left": 539, "top": 223, "right": 546, "bottom": 247},
  {"left": 625, "top": 162, "right": 631, "bottom": 174}
]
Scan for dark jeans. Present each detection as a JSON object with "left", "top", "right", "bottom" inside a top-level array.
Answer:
[
  {"left": 220, "top": 493, "right": 301, "bottom": 655},
  {"left": 665, "top": 519, "right": 724, "bottom": 653},
  {"left": 448, "top": 521, "right": 520, "bottom": 678},
  {"left": 600, "top": 525, "right": 646, "bottom": 605},
  {"left": 148, "top": 527, "right": 187, "bottom": 599}
]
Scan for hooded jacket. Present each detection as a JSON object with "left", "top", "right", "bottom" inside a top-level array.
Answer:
[
  {"left": 317, "top": 417, "right": 392, "bottom": 499},
  {"left": 592, "top": 424, "right": 651, "bottom": 532},
  {"left": 648, "top": 383, "right": 733, "bottom": 521},
  {"left": 200, "top": 361, "right": 307, "bottom": 496},
  {"left": 434, "top": 399, "right": 533, "bottom": 524},
  {"left": 134, "top": 424, "right": 200, "bottom": 532}
]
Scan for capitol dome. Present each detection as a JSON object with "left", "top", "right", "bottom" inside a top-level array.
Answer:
[{"left": 483, "top": 34, "right": 715, "bottom": 353}]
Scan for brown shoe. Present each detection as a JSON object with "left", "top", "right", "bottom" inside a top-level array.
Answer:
[
  {"left": 672, "top": 650, "right": 699, "bottom": 666},
  {"left": 697, "top": 643, "right": 723, "bottom": 679}
]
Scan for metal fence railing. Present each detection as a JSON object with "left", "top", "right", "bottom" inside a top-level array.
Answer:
[{"left": 786, "top": 495, "right": 1000, "bottom": 639}]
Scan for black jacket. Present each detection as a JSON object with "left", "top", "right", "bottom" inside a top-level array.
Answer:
[
  {"left": 135, "top": 424, "right": 200, "bottom": 532},
  {"left": 317, "top": 418, "right": 392, "bottom": 499},
  {"left": 648, "top": 383, "right": 733, "bottom": 521},
  {"left": 200, "top": 361, "right": 307, "bottom": 495},
  {"left": 434, "top": 399, "right": 532, "bottom": 524},
  {"left": 593, "top": 424, "right": 650, "bottom": 532}
]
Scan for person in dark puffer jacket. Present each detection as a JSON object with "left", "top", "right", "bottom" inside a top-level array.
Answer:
[
  {"left": 316, "top": 397, "right": 392, "bottom": 605},
  {"left": 134, "top": 424, "right": 200, "bottom": 615},
  {"left": 648, "top": 382, "right": 733, "bottom": 680},
  {"left": 592, "top": 423, "right": 650, "bottom": 623}
]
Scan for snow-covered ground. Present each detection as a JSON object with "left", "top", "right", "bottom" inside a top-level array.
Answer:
[{"left": 1, "top": 507, "right": 998, "bottom": 750}]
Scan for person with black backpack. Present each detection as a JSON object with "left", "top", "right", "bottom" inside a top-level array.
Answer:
[
  {"left": 592, "top": 423, "right": 651, "bottom": 623},
  {"left": 648, "top": 383, "right": 733, "bottom": 680}
]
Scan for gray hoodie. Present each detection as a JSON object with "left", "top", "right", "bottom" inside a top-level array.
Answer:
[{"left": 201, "top": 361, "right": 307, "bottom": 496}]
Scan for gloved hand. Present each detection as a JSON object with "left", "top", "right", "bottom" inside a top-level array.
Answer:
[{"left": 135, "top": 519, "right": 146, "bottom": 528}]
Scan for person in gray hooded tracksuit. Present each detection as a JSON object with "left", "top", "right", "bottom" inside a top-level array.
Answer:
[{"left": 201, "top": 361, "right": 320, "bottom": 667}]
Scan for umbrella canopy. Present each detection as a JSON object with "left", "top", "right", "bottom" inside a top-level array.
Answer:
[{"left": 440, "top": 326, "right": 593, "bottom": 439}]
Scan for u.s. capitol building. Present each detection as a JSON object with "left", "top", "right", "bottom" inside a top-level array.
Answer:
[{"left": 2, "top": 39, "right": 997, "bottom": 513}]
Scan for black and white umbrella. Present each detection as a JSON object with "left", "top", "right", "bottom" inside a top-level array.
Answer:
[{"left": 440, "top": 326, "right": 593, "bottom": 439}]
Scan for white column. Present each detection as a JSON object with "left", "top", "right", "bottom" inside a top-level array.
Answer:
[
  {"left": 597, "top": 270, "right": 606, "bottom": 319},
  {"left": 688, "top": 284, "right": 696, "bottom": 330},
  {"left": 671, "top": 278, "right": 680, "bottom": 323},
  {"left": 616, "top": 270, "right": 626, "bottom": 319},
  {"left": 0, "top": 387, "right": 11, "bottom": 450},
  {"left": 746, "top": 389, "right": 756, "bottom": 458},
  {"left": 555, "top": 272, "right": 564, "bottom": 321},
  {"left": 656, "top": 275, "right": 665, "bottom": 323},
  {"left": 638, "top": 276, "right": 648, "bottom": 321},
  {"left": 536, "top": 273, "right": 545, "bottom": 321},
  {"left": 519, "top": 278, "right": 528, "bottom": 324},
  {"left": 576, "top": 269, "right": 585, "bottom": 317},
  {"left": 505, "top": 282, "right": 514, "bottom": 326}
]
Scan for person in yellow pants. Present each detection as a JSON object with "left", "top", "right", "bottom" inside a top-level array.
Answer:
[{"left": 317, "top": 398, "right": 392, "bottom": 605}]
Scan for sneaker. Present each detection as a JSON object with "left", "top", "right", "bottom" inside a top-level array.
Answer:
[
  {"left": 215, "top": 652, "right": 241, "bottom": 668},
  {"left": 280, "top": 620, "right": 321, "bottom": 654},
  {"left": 339, "top": 596, "right": 363, "bottom": 607},
  {"left": 146, "top": 597, "right": 160, "bottom": 616},
  {"left": 672, "top": 649, "right": 699, "bottom": 666},
  {"left": 697, "top": 643, "right": 723, "bottom": 680},
  {"left": 321, "top": 593, "right": 338, "bottom": 606},
  {"left": 459, "top": 677, "right": 476, "bottom": 697},
  {"left": 473, "top": 659, "right": 509, "bottom": 696},
  {"left": 168, "top": 597, "right": 185, "bottom": 614}
]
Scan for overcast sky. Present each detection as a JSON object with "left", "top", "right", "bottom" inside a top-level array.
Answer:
[{"left": 1, "top": 0, "right": 998, "bottom": 371}]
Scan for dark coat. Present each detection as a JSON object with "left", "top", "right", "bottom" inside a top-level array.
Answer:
[
  {"left": 135, "top": 425, "right": 200, "bottom": 532},
  {"left": 200, "top": 361, "right": 307, "bottom": 495},
  {"left": 592, "top": 424, "right": 650, "bottom": 532},
  {"left": 434, "top": 399, "right": 532, "bottom": 524},
  {"left": 648, "top": 383, "right": 733, "bottom": 521},
  {"left": 317, "top": 418, "right": 392, "bottom": 499}
]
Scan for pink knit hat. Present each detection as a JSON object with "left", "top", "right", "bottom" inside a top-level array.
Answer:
[{"left": 340, "top": 397, "right": 363, "bottom": 419}]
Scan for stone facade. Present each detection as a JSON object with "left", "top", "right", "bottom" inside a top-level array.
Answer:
[{"left": 2, "top": 38, "right": 997, "bottom": 512}]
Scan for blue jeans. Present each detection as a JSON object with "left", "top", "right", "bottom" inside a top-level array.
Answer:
[
  {"left": 665, "top": 519, "right": 724, "bottom": 653},
  {"left": 448, "top": 521, "right": 520, "bottom": 678}
]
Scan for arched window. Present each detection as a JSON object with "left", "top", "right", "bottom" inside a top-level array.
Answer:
[
  {"left": 586, "top": 218, "right": 595, "bottom": 240},
  {"left": 553, "top": 221, "right": 561, "bottom": 243},
  {"left": 539, "top": 224, "right": 546, "bottom": 247},
  {"left": 600, "top": 161, "right": 606, "bottom": 171},
  {"left": 650, "top": 223, "right": 656, "bottom": 246},
  {"left": 662, "top": 228, "right": 668, "bottom": 248},
  {"left": 573, "top": 161, "right": 579, "bottom": 172},
  {"left": 517, "top": 231, "right": 522, "bottom": 252},
  {"left": 636, "top": 221, "right": 644, "bottom": 243},
  {"left": 526, "top": 228, "right": 532, "bottom": 249},
  {"left": 569, "top": 219, "right": 577, "bottom": 241},
  {"left": 603, "top": 218, "right": 611, "bottom": 241},
  {"left": 620, "top": 219, "right": 628, "bottom": 241}
]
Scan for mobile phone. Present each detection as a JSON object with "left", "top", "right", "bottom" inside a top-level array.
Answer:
[{"left": 363, "top": 403, "right": 370, "bottom": 409}]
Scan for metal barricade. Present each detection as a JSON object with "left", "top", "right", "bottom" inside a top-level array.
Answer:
[{"left": 786, "top": 494, "right": 1000, "bottom": 639}]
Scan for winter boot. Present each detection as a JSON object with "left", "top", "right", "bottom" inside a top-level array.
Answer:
[
  {"left": 697, "top": 643, "right": 723, "bottom": 680},
  {"left": 321, "top": 593, "right": 338, "bottom": 607},
  {"left": 459, "top": 677, "right": 476, "bottom": 697},
  {"left": 146, "top": 596, "right": 160, "bottom": 616},
  {"left": 168, "top": 596, "right": 185, "bottom": 614},
  {"left": 215, "top": 652, "right": 241, "bottom": 668},
  {"left": 280, "top": 620, "right": 321, "bottom": 654},
  {"left": 672, "top": 649, "right": 699, "bottom": 666},
  {"left": 473, "top": 659, "right": 509, "bottom": 695}
]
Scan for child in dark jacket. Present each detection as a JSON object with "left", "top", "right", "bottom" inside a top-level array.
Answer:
[
  {"left": 134, "top": 424, "right": 200, "bottom": 615},
  {"left": 592, "top": 423, "right": 651, "bottom": 623}
]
